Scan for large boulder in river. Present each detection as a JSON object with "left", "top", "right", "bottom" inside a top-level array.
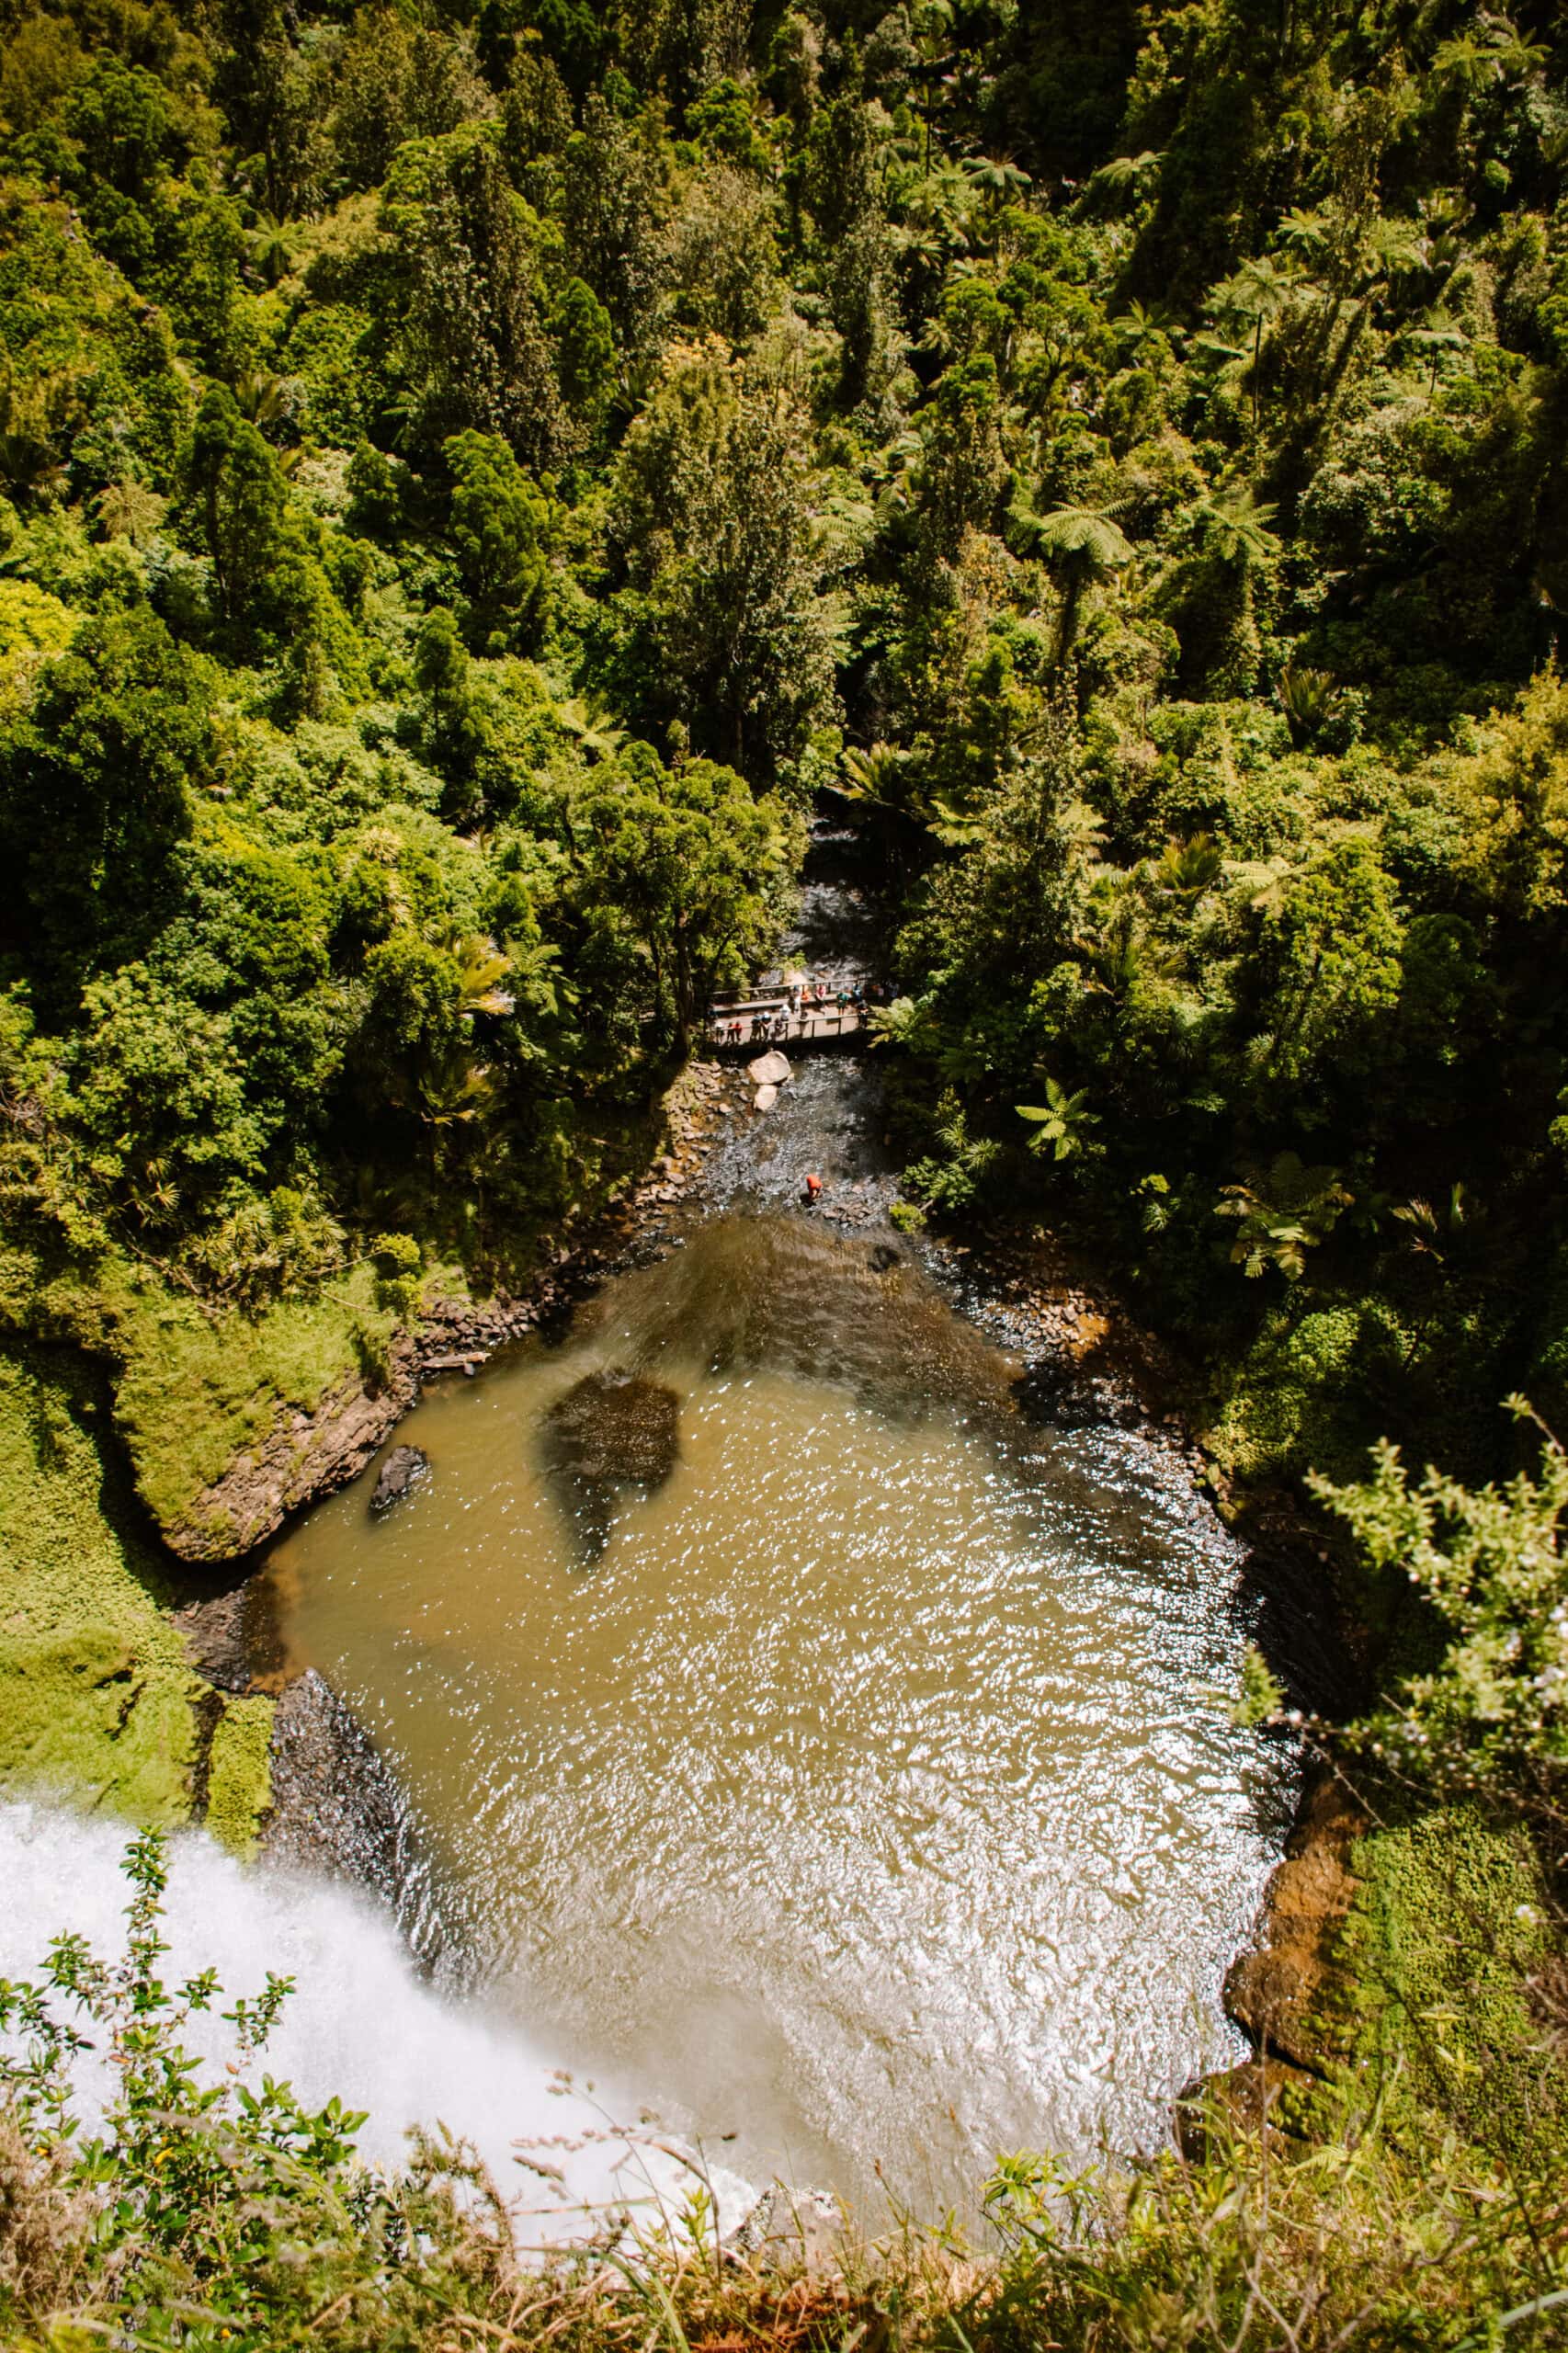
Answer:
[
  {"left": 747, "top": 1048, "right": 790, "bottom": 1086},
  {"left": 541, "top": 1368, "right": 680, "bottom": 1560},
  {"left": 370, "top": 1444, "right": 429, "bottom": 1514}
]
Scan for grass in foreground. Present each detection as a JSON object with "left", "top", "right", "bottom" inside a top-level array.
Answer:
[{"left": 1, "top": 1832, "right": 1565, "bottom": 2353}]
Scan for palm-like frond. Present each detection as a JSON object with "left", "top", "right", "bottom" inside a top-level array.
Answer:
[
  {"left": 1278, "top": 665, "right": 1344, "bottom": 741},
  {"left": 1152, "top": 833, "right": 1223, "bottom": 901},
  {"left": 452, "top": 935, "right": 516, "bottom": 1017},
  {"left": 556, "top": 698, "right": 628, "bottom": 760},
  {"left": 1215, "top": 1152, "right": 1351, "bottom": 1279},
  {"left": 1088, "top": 151, "right": 1165, "bottom": 207},
  {"left": 1016, "top": 1078, "right": 1099, "bottom": 1162},
  {"left": 1037, "top": 507, "right": 1135, "bottom": 568},
  {"left": 1190, "top": 484, "right": 1279, "bottom": 570},
  {"left": 839, "top": 744, "right": 908, "bottom": 807}
]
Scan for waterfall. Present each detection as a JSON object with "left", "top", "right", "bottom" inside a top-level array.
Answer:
[{"left": 0, "top": 1794, "right": 753, "bottom": 2243}]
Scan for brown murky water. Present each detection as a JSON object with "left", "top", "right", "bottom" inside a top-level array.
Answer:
[{"left": 261, "top": 1213, "right": 1290, "bottom": 2214}]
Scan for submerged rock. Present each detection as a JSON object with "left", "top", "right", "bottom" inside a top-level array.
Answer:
[
  {"left": 869, "top": 1243, "right": 901, "bottom": 1273},
  {"left": 370, "top": 1444, "right": 430, "bottom": 1514},
  {"left": 541, "top": 1368, "right": 680, "bottom": 1560},
  {"left": 569, "top": 1215, "right": 1020, "bottom": 1430},
  {"left": 545, "top": 1369, "right": 680, "bottom": 1486}
]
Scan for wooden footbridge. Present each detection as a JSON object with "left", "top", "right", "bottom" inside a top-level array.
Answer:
[{"left": 707, "top": 990, "right": 869, "bottom": 1051}]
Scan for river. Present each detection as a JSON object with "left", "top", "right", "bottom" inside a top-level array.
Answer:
[{"left": 241, "top": 821, "right": 1296, "bottom": 2219}]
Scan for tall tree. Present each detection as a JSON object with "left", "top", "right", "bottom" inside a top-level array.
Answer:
[
  {"left": 386, "top": 130, "right": 564, "bottom": 466},
  {"left": 178, "top": 386, "right": 289, "bottom": 631},
  {"left": 578, "top": 745, "right": 795, "bottom": 1052},
  {"left": 0, "top": 611, "right": 212, "bottom": 995},
  {"left": 603, "top": 345, "right": 836, "bottom": 772}
]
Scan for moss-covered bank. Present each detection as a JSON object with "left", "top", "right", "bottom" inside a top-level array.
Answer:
[
  {"left": 0, "top": 1069, "right": 698, "bottom": 1834},
  {"left": 0, "top": 1346, "right": 270, "bottom": 1847}
]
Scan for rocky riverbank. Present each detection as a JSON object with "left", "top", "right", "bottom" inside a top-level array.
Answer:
[{"left": 164, "top": 1062, "right": 750, "bottom": 1567}]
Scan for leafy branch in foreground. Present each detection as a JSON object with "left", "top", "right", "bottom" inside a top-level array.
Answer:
[
  {"left": 0, "top": 1827, "right": 501, "bottom": 2350},
  {"left": 1312, "top": 1400, "right": 1568, "bottom": 1802}
]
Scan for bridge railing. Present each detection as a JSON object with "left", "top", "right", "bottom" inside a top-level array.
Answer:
[{"left": 707, "top": 1002, "right": 867, "bottom": 1049}]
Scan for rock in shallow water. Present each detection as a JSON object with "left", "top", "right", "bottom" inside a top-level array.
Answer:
[
  {"left": 747, "top": 1049, "right": 790, "bottom": 1086},
  {"left": 540, "top": 1368, "right": 680, "bottom": 1561},
  {"left": 370, "top": 1443, "right": 430, "bottom": 1514}
]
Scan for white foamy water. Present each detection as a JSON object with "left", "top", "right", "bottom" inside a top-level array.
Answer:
[{"left": 0, "top": 1796, "right": 751, "bottom": 2241}]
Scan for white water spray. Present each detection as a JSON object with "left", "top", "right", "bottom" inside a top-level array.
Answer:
[{"left": 0, "top": 1796, "right": 752, "bottom": 2243}]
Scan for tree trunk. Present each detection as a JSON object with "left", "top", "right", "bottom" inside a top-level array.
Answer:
[
  {"left": 1054, "top": 569, "right": 1085, "bottom": 667},
  {"left": 673, "top": 922, "right": 693, "bottom": 1060}
]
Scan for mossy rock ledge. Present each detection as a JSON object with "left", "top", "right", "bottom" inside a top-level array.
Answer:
[{"left": 0, "top": 1347, "right": 274, "bottom": 1851}]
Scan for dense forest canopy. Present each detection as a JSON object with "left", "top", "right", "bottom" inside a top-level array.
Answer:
[{"left": 1, "top": 0, "right": 1567, "bottom": 1514}]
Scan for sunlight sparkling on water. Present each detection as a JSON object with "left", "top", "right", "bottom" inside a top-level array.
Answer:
[{"left": 260, "top": 1215, "right": 1292, "bottom": 2215}]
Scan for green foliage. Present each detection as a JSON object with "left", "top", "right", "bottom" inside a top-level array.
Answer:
[
  {"left": 1315, "top": 1404, "right": 1568, "bottom": 1796},
  {"left": 443, "top": 428, "right": 551, "bottom": 648},
  {"left": 1335, "top": 1802, "right": 1564, "bottom": 2172},
  {"left": 177, "top": 384, "right": 290, "bottom": 631},
  {"left": 0, "top": 608, "right": 211, "bottom": 991},
  {"left": 0, "top": 1348, "right": 270, "bottom": 1841},
  {"left": 602, "top": 341, "right": 835, "bottom": 772},
  {"left": 108, "top": 1256, "right": 399, "bottom": 1541},
  {"left": 965, "top": 2115, "right": 1565, "bottom": 2350},
  {"left": 0, "top": 1828, "right": 405, "bottom": 2343},
  {"left": 551, "top": 274, "right": 615, "bottom": 440},
  {"left": 1255, "top": 842, "right": 1404, "bottom": 1089},
  {"left": 1011, "top": 502, "right": 1133, "bottom": 663},
  {"left": 0, "top": 1829, "right": 1545, "bottom": 2353},
  {"left": 0, "top": 0, "right": 1566, "bottom": 2323},
  {"left": 903, "top": 1089, "right": 1004, "bottom": 1212},
  {"left": 1216, "top": 1154, "right": 1352, "bottom": 1280},
  {"left": 1204, "top": 1300, "right": 1409, "bottom": 1486},
  {"left": 1017, "top": 1079, "right": 1099, "bottom": 1163},
  {"left": 369, "top": 1227, "right": 423, "bottom": 1317},
  {"left": 1230, "top": 1643, "right": 1284, "bottom": 1728},
  {"left": 578, "top": 744, "right": 796, "bottom": 1048},
  {"left": 202, "top": 1693, "right": 275, "bottom": 1856}
]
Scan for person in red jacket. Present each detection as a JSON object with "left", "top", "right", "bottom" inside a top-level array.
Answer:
[{"left": 803, "top": 1172, "right": 823, "bottom": 1203}]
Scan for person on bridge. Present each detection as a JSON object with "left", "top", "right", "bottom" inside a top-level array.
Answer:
[{"left": 803, "top": 1172, "right": 823, "bottom": 1204}]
